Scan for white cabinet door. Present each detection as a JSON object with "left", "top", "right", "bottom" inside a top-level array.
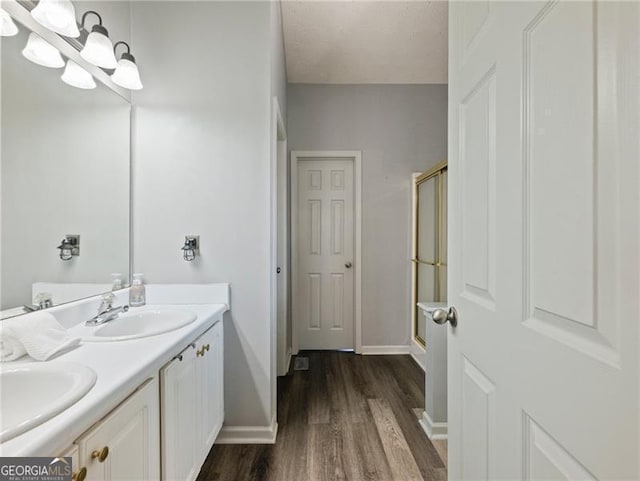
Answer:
[
  {"left": 161, "top": 344, "right": 199, "bottom": 481},
  {"left": 447, "top": 2, "right": 639, "bottom": 480},
  {"left": 59, "top": 445, "right": 83, "bottom": 481},
  {"left": 78, "top": 378, "right": 160, "bottom": 481},
  {"left": 161, "top": 321, "right": 225, "bottom": 480},
  {"left": 196, "top": 322, "right": 224, "bottom": 465}
]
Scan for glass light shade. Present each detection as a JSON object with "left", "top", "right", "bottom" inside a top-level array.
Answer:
[
  {"left": 22, "top": 32, "right": 65, "bottom": 68},
  {"left": 31, "top": 0, "right": 79, "bottom": 37},
  {"left": 1, "top": 9, "right": 18, "bottom": 36},
  {"left": 80, "top": 27, "right": 117, "bottom": 69},
  {"left": 111, "top": 58, "right": 143, "bottom": 90},
  {"left": 59, "top": 246, "right": 72, "bottom": 260},
  {"left": 61, "top": 59, "right": 96, "bottom": 89}
]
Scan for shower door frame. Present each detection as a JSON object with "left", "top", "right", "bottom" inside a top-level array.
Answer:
[{"left": 411, "top": 160, "right": 448, "bottom": 347}]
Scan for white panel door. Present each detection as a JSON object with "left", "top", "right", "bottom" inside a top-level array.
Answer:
[
  {"left": 296, "top": 159, "right": 355, "bottom": 350},
  {"left": 448, "top": 2, "right": 639, "bottom": 480}
]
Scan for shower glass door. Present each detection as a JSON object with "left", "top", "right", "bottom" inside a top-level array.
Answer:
[{"left": 412, "top": 162, "right": 447, "bottom": 346}]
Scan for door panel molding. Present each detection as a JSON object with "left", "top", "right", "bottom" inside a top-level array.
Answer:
[
  {"left": 461, "top": 356, "right": 496, "bottom": 481},
  {"left": 523, "top": 413, "right": 597, "bottom": 481},
  {"left": 521, "top": 1, "right": 621, "bottom": 367},
  {"left": 291, "top": 151, "right": 362, "bottom": 354},
  {"left": 458, "top": 65, "right": 497, "bottom": 312}
]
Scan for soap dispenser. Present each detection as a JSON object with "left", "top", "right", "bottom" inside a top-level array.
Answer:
[
  {"left": 129, "top": 273, "right": 146, "bottom": 307},
  {"left": 111, "top": 273, "right": 124, "bottom": 291}
]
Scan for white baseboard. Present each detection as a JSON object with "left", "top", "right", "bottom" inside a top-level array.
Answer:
[
  {"left": 285, "top": 348, "right": 292, "bottom": 373},
  {"left": 409, "top": 340, "right": 426, "bottom": 371},
  {"left": 215, "top": 419, "right": 278, "bottom": 444},
  {"left": 278, "top": 348, "right": 292, "bottom": 377},
  {"left": 410, "top": 352, "right": 426, "bottom": 371},
  {"left": 361, "top": 345, "right": 411, "bottom": 355},
  {"left": 419, "top": 411, "right": 448, "bottom": 440}
]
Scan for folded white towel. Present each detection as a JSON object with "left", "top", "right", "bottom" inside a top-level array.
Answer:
[
  {"left": 0, "top": 333, "right": 27, "bottom": 361},
  {"left": 0, "top": 311, "right": 80, "bottom": 362}
]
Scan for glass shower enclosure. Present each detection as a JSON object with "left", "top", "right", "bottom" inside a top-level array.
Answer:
[{"left": 412, "top": 161, "right": 448, "bottom": 346}]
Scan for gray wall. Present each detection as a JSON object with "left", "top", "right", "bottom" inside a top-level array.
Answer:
[
  {"left": 131, "top": 1, "right": 280, "bottom": 431},
  {"left": 287, "top": 84, "right": 447, "bottom": 347}
]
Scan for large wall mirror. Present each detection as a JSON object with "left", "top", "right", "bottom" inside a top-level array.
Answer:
[
  {"left": 412, "top": 161, "right": 447, "bottom": 346},
  {"left": 1, "top": 8, "right": 131, "bottom": 319}
]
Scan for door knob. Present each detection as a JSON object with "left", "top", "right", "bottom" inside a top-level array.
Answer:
[
  {"left": 431, "top": 306, "right": 458, "bottom": 328},
  {"left": 345, "top": 262, "right": 352, "bottom": 268}
]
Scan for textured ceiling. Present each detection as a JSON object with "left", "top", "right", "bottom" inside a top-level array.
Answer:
[{"left": 281, "top": 1, "right": 448, "bottom": 84}]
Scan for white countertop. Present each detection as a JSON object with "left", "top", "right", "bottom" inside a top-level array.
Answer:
[{"left": 0, "top": 287, "right": 229, "bottom": 457}]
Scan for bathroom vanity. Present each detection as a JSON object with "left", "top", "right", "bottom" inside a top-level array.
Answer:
[{"left": 0, "top": 284, "right": 229, "bottom": 481}]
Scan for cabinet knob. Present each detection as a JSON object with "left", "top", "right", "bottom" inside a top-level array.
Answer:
[
  {"left": 204, "top": 344, "right": 210, "bottom": 352},
  {"left": 91, "top": 446, "right": 109, "bottom": 463},
  {"left": 72, "top": 467, "right": 87, "bottom": 481},
  {"left": 196, "top": 347, "right": 205, "bottom": 357}
]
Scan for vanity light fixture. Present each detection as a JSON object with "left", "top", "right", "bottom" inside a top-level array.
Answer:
[
  {"left": 57, "top": 234, "right": 80, "bottom": 261},
  {"left": 182, "top": 236, "right": 200, "bottom": 262},
  {"left": 22, "top": 32, "right": 65, "bottom": 68},
  {"left": 79, "top": 11, "right": 116, "bottom": 69},
  {"left": 111, "top": 41, "right": 143, "bottom": 90},
  {"left": 0, "top": 8, "right": 19, "bottom": 36},
  {"left": 61, "top": 59, "right": 96, "bottom": 89},
  {"left": 31, "top": 0, "right": 80, "bottom": 38}
]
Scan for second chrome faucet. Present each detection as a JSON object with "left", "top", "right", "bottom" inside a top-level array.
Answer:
[{"left": 86, "top": 292, "right": 129, "bottom": 326}]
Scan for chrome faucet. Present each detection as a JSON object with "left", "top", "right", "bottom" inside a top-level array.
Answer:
[
  {"left": 86, "top": 293, "right": 129, "bottom": 326},
  {"left": 23, "top": 293, "right": 53, "bottom": 313}
]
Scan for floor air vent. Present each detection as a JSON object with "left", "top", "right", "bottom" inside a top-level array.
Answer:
[{"left": 293, "top": 357, "right": 309, "bottom": 371}]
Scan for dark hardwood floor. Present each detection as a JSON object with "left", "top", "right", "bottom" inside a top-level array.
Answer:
[{"left": 197, "top": 351, "right": 447, "bottom": 481}]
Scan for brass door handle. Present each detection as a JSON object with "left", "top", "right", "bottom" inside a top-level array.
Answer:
[
  {"left": 72, "top": 467, "right": 87, "bottom": 481},
  {"left": 91, "top": 446, "right": 109, "bottom": 463}
]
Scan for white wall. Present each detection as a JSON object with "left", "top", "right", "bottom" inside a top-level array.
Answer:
[
  {"left": 287, "top": 84, "right": 447, "bottom": 347},
  {"left": 271, "top": 1, "right": 287, "bottom": 126},
  {"left": 1, "top": 23, "right": 130, "bottom": 310},
  {"left": 131, "top": 1, "right": 280, "bottom": 432}
]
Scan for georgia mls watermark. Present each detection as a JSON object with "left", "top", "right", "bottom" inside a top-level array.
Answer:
[{"left": 0, "top": 457, "right": 72, "bottom": 481}]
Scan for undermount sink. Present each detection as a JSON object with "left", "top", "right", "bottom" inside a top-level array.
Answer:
[
  {"left": 0, "top": 362, "right": 96, "bottom": 442},
  {"left": 83, "top": 309, "right": 197, "bottom": 342}
]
